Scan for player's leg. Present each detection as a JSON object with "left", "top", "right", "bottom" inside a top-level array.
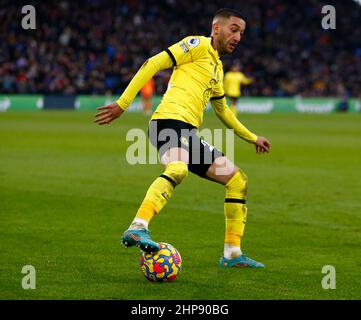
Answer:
[
  {"left": 187, "top": 135, "right": 247, "bottom": 258},
  {"left": 121, "top": 120, "right": 190, "bottom": 253},
  {"left": 204, "top": 157, "right": 264, "bottom": 268},
  {"left": 131, "top": 147, "right": 188, "bottom": 230},
  {"left": 122, "top": 147, "right": 188, "bottom": 253}
]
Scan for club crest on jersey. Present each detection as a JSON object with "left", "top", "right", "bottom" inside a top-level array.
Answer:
[{"left": 186, "top": 37, "right": 200, "bottom": 48}]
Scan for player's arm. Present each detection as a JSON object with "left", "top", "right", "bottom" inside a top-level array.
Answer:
[
  {"left": 211, "top": 97, "right": 271, "bottom": 153},
  {"left": 241, "top": 73, "right": 253, "bottom": 85},
  {"left": 94, "top": 51, "right": 173, "bottom": 125}
]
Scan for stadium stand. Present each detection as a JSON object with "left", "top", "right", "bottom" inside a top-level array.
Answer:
[{"left": 1, "top": 0, "right": 360, "bottom": 97}]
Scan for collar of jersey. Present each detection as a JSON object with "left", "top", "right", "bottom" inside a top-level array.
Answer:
[{"left": 207, "top": 36, "right": 221, "bottom": 61}]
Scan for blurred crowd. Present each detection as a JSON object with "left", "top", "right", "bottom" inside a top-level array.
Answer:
[{"left": 1, "top": 0, "right": 360, "bottom": 97}]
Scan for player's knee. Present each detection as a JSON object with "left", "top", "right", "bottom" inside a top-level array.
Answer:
[
  {"left": 226, "top": 170, "right": 248, "bottom": 197},
  {"left": 164, "top": 161, "right": 188, "bottom": 186}
]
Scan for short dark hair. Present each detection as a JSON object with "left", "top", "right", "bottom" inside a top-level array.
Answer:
[{"left": 213, "top": 8, "right": 244, "bottom": 21}]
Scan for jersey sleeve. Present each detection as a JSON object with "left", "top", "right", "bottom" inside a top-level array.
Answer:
[
  {"left": 211, "top": 69, "right": 225, "bottom": 99},
  {"left": 240, "top": 72, "right": 253, "bottom": 85},
  {"left": 166, "top": 36, "right": 207, "bottom": 67},
  {"left": 223, "top": 73, "right": 229, "bottom": 93},
  {"left": 211, "top": 97, "right": 258, "bottom": 143},
  {"left": 116, "top": 51, "right": 172, "bottom": 110}
]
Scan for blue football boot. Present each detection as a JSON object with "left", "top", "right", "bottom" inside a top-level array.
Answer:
[
  {"left": 121, "top": 228, "right": 160, "bottom": 254},
  {"left": 219, "top": 254, "right": 265, "bottom": 268}
]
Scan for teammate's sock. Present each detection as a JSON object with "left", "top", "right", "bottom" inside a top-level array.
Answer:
[
  {"left": 224, "top": 171, "right": 248, "bottom": 254},
  {"left": 132, "top": 161, "right": 188, "bottom": 227}
]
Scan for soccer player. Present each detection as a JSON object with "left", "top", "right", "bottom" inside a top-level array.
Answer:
[
  {"left": 95, "top": 8, "right": 271, "bottom": 268},
  {"left": 224, "top": 62, "right": 253, "bottom": 115}
]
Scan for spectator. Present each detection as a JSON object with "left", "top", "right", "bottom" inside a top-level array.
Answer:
[{"left": 0, "top": 0, "right": 360, "bottom": 97}]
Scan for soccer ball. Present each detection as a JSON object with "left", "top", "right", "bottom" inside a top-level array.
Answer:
[{"left": 140, "top": 242, "right": 182, "bottom": 282}]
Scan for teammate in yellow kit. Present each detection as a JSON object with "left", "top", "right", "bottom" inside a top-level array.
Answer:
[
  {"left": 95, "top": 9, "right": 271, "bottom": 268},
  {"left": 224, "top": 63, "right": 253, "bottom": 115}
]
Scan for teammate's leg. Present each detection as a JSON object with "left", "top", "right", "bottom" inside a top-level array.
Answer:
[
  {"left": 230, "top": 97, "right": 238, "bottom": 115},
  {"left": 205, "top": 157, "right": 264, "bottom": 268}
]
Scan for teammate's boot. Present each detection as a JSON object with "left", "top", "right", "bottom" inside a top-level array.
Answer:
[
  {"left": 219, "top": 254, "right": 265, "bottom": 268},
  {"left": 121, "top": 228, "right": 160, "bottom": 254}
]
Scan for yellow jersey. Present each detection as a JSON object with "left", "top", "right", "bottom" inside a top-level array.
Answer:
[
  {"left": 151, "top": 36, "right": 225, "bottom": 128},
  {"left": 116, "top": 35, "right": 258, "bottom": 143},
  {"left": 224, "top": 71, "right": 252, "bottom": 98}
]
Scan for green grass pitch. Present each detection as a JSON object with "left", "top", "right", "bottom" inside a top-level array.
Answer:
[{"left": 1, "top": 110, "right": 360, "bottom": 299}]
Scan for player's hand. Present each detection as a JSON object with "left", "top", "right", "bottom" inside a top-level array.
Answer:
[
  {"left": 254, "top": 136, "right": 271, "bottom": 154},
  {"left": 94, "top": 102, "right": 124, "bottom": 125}
]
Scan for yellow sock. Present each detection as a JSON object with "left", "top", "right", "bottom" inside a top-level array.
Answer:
[
  {"left": 224, "top": 171, "right": 248, "bottom": 248},
  {"left": 135, "top": 161, "right": 188, "bottom": 224}
]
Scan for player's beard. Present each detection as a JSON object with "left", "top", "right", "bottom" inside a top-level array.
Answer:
[{"left": 219, "top": 30, "right": 234, "bottom": 55}]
